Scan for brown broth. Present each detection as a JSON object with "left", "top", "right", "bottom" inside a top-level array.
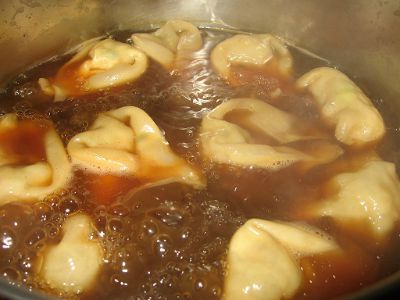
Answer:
[
  {"left": 0, "top": 119, "right": 49, "bottom": 165},
  {"left": 0, "top": 29, "right": 399, "bottom": 300}
]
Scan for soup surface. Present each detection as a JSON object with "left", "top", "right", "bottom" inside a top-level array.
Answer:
[{"left": 0, "top": 28, "right": 400, "bottom": 300}]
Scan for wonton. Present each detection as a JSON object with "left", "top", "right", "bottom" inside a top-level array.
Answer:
[
  {"left": 39, "top": 214, "right": 103, "bottom": 294},
  {"left": 0, "top": 114, "right": 71, "bottom": 204},
  {"left": 132, "top": 20, "right": 202, "bottom": 70},
  {"left": 224, "top": 219, "right": 338, "bottom": 300},
  {"left": 39, "top": 39, "right": 148, "bottom": 101},
  {"left": 211, "top": 34, "right": 293, "bottom": 84},
  {"left": 297, "top": 67, "right": 385, "bottom": 146},
  {"left": 310, "top": 159, "right": 400, "bottom": 238},
  {"left": 200, "top": 98, "right": 342, "bottom": 170},
  {"left": 67, "top": 106, "right": 204, "bottom": 188}
]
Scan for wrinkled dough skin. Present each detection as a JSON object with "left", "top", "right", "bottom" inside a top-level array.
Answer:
[
  {"left": 312, "top": 160, "right": 400, "bottom": 238},
  {"left": 39, "top": 39, "right": 148, "bottom": 101},
  {"left": 67, "top": 106, "right": 204, "bottom": 188},
  {"left": 200, "top": 98, "right": 342, "bottom": 170},
  {"left": 132, "top": 20, "right": 202, "bottom": 70},
  {"left": 253, "top": 219, "right": 339, "bottom": 256},
  {"left": 297, "top": 67, "right": 385, "bottom": 145},
  {"left": 0, "top": 114, "right": 71, "bottom": 204},
  {"left": 40, "top": 214, "right": 103, "bottom": 294},
  {"left": 223, "top": 219, "right": 338, "bottom": 300},
  {"left": 211, "top": 34, "right": 293, "bottom": 82}
]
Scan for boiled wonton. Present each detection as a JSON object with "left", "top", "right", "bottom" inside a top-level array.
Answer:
[
  {"left": 39, "top": 214, "right": 103, "bottom": 294},
  {"left": 224, "top": 219, "right": 338, "bottom": 300},
  {"left": 132, "top": 20, "right": 202, "bottom": 70},
  {"left": 0, "top": 114, "right": 71, "bottom": 204},
  {"left": 200, "top": 98, "right": 342, "bottom": 170},
  {"left": 211, "top": 34, "right": 293, "bottom": 84},
  {"left": 310, "top": 159, "right": 400, "bottom": 238},
  {"left": 39, "top": 38, "right": 148, "bottom": 101},
  {"left": 67, "top": 106, "right": 204, "bottom": 187},
  {"left": 297, "top": 67, "right": 385, "bottom": 145}
]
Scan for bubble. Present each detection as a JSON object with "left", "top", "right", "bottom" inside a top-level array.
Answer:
[
  {"left": 59, "top": 197, "right": 79, "bottom": 215},
  {"left": 210, "top": 286, "right": 221, "bottom": 297},
  {"left": 18, "top": 251, "right": 36, "bottom": 271},
  {"left": 110, "top": 273, "right": 129, "bottom": 287},
  {"left": 108, "top": 218, "right": 123, "bottom": 232},
  {"left": 153, "top": 210, "right": 184, "bottom": 227},
  {"left": 180, "top": 227, "right": 191, "bottom": 240},
  {"left": 32, "top": 202, "right": 52, "bottom": 223},
  {"left": 109, "top": 205, "right": 130, "bottom": 217},
  {"left": 95, "top": 215, "right": 107, "bottom": 231},
  {"left": 0, "top": 203, "right": 34, "bottom": 229},
  {"left": 34, "top": 242, "right": 45, "bottom": 251},
  {"left": 1, "top": 226, "right": 16, "bottom": 250},
  {"left": 159, "top": 273, "right": 176, "bottom": 289},
  {"left": 194, "top": 278, "right": 206, "bottom": 290},
  {"left": 153, "top": 235, "right": 172, "bottom": 258},
  {"left": 46, "top": 224, "right": 60, "bottom": 238},
  {"left": 94, "top": 205, "right": 107, "bottom": 216},
  {"left": 141, "top": 220, "right": 158, "bottom": 237},
  {"left": 1, "top": 267, "right": 21, "bottom": 281},
  {"left": 25, "top": 228, "right": 46, "bottom": 247},
  {"left": 50, "top": 212, "right": 64, "bottom": 224}
]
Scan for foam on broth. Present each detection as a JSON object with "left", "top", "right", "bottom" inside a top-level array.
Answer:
[{"left": 0, "top": 28, "right": 399, "bottom": 300}]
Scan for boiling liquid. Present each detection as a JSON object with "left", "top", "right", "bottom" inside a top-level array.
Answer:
[{"left": 0, "top": 29, "right": 399, "bottom": 300}]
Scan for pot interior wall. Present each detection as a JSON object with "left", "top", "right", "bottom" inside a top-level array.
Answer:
[{"left": 1, "top": 0, "right": 400, "bottom": 101}]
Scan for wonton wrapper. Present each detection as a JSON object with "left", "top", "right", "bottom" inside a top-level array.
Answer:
[
  {"left": 211, "top": 34, "right": 293, "bottom": 83},
  {"left": 131, "top": 20, "right": 202, "bottom": 70},
  {"left": 39, "top": 38, "right": 148, "bottom": 101},
  {"left": 67, "top": 106, "right": 204, "bottom": 187},
  {"left": 0, "top": 114, "right": 71, "bottom": 204},
  {"left": 311, "top": 160, "right": 400, "bottom": 238},
  {"left": 224, "top": 219, "right": 338, "bottom": 300},
  {"left": 200, "top": 98, "right": 342, "bottom": 170},
  {"left": 297, "top": 67, "right": 385, "bottom": 145},
  {"left": 40, "top": 214, "right": 103, "bottom": 294}
]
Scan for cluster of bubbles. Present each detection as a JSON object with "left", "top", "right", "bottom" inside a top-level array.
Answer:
[
  {"left": 0, "top": 165, "right": 246, "bottom": 300},
  {"left": 0, "top": 193, "right": 79, "bottom": 289},
  {"left": 0, "top": 28, "right": 336, "bottom": 300},
  {"left": 87, "top": 181, "right": 245, "bottom": 300}
]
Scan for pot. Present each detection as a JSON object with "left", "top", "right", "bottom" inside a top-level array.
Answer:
[{"left": 0, "top": 0, "right": 400, "bottom": 299}]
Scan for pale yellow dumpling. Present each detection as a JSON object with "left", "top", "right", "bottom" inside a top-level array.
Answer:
[
  {"left": 39, "top": 38, "right": 148, "bottom": 101},
  {"left": 297, "top": 67, "right": 385, "bottom": 145},
  {"left": 211, "top": 34, "right": 293, "bottom": 83},
  {"left": 132, "top": 20, "right": 202, "bottom": 70},
  {"left": 67, "top": 106, "right": 204, "bottom": 188},
  {"left": 200, "top": 98, "right": 342, "bottom": 170},
  {"left": 310, "top": 160, "right": 400, "bottom": 238},
  {"left": 0, "top": 114, "right": 71, "bottom": 204},
  {"left": 223, "top": 219, "right": 338, "bottom": 300},
  {"left": 39, "top": 214, "right": 103, "bottom": 294}
]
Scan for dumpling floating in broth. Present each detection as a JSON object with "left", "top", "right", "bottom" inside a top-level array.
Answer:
[
  {"left": 39, "top": 214, "right": 103, "bottom": 294},
  {"left": 223, "top": 219, "right": 338, "bottom": 300},
  {"left": 0, "top": 114, "right": 71, "bottom": 204},
  {"left": 200, "top": 98, "right": 343, "bottom": 170},
  {"left": 131, "top": 20, "right": 202, "bottom": 70},
  {"left": 1, "top": 22, "right": 399, "bottom": 300},
  {"left": 309, "top": 160, "right": 400, "bottom": 238},
  {"left": 211, "top": 34, "right": 293, "bottom": 85},
  {"left": 297, "top": 67, "right": 385, "bottom": 146},
  {"left": 67, "top": 106, "right": 204, "bottom": 188},
  {"left": 39, "top": 39, "right": 148, "bottom": 101}
]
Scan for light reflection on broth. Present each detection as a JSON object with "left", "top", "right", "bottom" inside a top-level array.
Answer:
[{"left": 0, "top": 26, "right": 399, "bottom": 300}]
